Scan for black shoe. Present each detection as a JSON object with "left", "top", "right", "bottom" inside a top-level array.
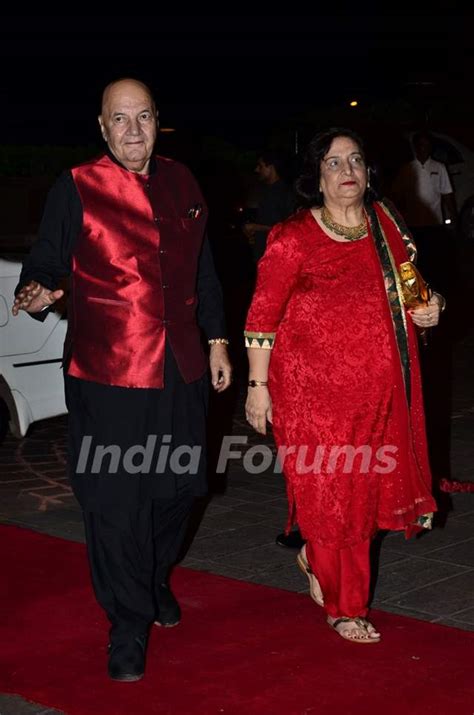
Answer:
[
  {"left": 275, "top": 530, "right": 306, "bottom": 549},
  {"left": 108, "top": 634, "right": 147, "bottom": 682},
  {"left": 154, "top": 583, "right": 181, "bottom": 627}
]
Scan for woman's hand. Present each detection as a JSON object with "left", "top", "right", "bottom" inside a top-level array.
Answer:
[
  {"left": 245, "top": 386, "right": 273, "bottom": 435},
  {"left": 408, "top": 293, "right": 444, "bottom": 329}
]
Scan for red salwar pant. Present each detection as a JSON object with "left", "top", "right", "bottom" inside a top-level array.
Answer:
[{"left": 305, "top": 538, "right": 371, "bottom": 618}]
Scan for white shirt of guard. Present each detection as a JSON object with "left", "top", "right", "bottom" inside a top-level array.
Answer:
[{"left": 400, "top": 157, "right": 453, "bottom": 227}]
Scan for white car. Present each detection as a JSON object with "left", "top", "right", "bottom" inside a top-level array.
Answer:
[{"left": 0, "top": 255, "right": 67, "bottom": 437}]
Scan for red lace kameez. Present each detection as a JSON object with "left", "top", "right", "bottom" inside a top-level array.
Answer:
[{"left": 245, "top": 205, "right": 436, "bottom": 552}]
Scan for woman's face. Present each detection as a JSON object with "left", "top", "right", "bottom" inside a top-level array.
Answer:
[{"left": 319, "top": 136, "right": 367, "bottom": 205}]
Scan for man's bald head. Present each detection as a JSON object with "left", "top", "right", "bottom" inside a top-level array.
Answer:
[
  {"left": 98, "top": 78, "right": 158, "bottom": 174},
  {"left": 101, "top": 78, "right": 156, "bottom": 117}
]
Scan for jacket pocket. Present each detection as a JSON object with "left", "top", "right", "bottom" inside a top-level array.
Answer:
[{"left": 86, "top": 296, "right": 130, "bottom": 307}]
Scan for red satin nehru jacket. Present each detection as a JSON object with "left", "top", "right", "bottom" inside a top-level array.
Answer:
[{"left": 67, "top": 154, "right": 208, "bottom": 388}]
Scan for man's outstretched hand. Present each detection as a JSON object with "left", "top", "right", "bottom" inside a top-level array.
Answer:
[{"left": 12, "top": 281, "right": 64, "bottom": 316}]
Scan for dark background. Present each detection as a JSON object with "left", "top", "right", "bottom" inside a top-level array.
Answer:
[
  {"left": 1, "top": 11, "right": 473, "bottom": 252},
  {"left": 0, "top": 13, "right": 472, "bottom": 149},
  {"left": 1, "top": 12, "right": 473, "bottom": 260}
]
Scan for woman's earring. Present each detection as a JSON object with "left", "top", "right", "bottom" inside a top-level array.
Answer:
[{"left": 367, "top": 170, "right": 371, "bottom": 189}]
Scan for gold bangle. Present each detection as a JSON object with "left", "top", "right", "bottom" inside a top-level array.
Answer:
[
  {"left": 208, "top": 338, "right": 229, "bottom": 345},
  {"left": 248, "top": 380, "right": 268, "bottom": 387}
]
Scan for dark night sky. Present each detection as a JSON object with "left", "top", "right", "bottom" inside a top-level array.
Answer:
[{"left": 0, "top": 13, "right": 473, "bottom": 149}]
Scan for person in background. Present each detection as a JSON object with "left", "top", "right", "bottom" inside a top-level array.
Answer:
[
  {"left": 243, "top": 150, "right": 303, "bottom": 548},
  {"left": 390, "top": 129, "right": 457, "bottom": 295},
  {"left": 243, "top": 151, "right": 295, "bottom": 263}
]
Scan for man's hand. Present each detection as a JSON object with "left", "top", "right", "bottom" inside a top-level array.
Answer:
[
  {"left": 243, "top": 222, "right": 271, "bottom": 240},
  {"left": 243, "top": 222, "right": 258, "bottom": 240},
  {"left": 12, "top": 281, "right": 64, "bottom": 316},
  {"left": 209, "top": 343, "right": 232, "bottom": 392}
]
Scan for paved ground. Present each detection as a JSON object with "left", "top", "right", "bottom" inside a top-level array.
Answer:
[{"left": 1, "top": 259, "right": 473, "bottom": 714}]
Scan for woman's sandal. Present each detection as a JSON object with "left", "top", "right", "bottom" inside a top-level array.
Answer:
[
  {"left": 328, "top": 616, "right": 381, "bottom": 644},
  {"left": 296, "top": 545, "right": 324, "bottom": 607}
]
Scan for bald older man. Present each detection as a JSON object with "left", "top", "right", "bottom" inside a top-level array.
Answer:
[{"left": 13, "top": 79, "right": 231, "bottom": 682}]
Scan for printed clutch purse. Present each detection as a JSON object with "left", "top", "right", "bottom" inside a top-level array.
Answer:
[
  {"left": 399, "top": 261, "right": 431, "bottom": 345},
  {"left": 399, "top": 261, "right": 430, "bottom": 308}
]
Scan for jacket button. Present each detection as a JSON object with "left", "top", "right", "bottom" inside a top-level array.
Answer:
[
  {"left": 162, "top": 283, "right": 168, "bottom": 289},
  {"left": 159, "top": 248, "right": 166, "bottom": 254}
]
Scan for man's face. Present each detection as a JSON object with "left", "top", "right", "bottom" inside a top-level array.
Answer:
[
  {"left": 98, "top": 81, "right": 158, "bottom": 173},
  {"left": 414, "top": 136, "right": 432, "bottom": 164},
  {"left": 255, "top": 158, "right": 273, "bottom": 184}
]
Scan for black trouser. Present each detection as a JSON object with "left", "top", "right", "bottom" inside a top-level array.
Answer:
[
  {"left": 82, "top": 477, "right": 195, "bottom": 643},
  {"left": 409, "top": 224, "right": 456, "bottom": 300},
  {"left": 65, "top": 342, "right": 209, "bottom": 511}
]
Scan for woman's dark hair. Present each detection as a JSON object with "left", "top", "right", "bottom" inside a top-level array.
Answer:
[{"left": 295, "top": 127, "right": 379, "bottom": 207}]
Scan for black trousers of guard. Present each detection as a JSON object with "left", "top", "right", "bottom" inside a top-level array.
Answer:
[{"left": 409, "top": 224, "right": 455, "bottom": 300}]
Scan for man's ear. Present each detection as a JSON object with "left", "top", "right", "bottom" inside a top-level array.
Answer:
[{"left": 98, "top": 115, "right": 107, "bottom": 142}]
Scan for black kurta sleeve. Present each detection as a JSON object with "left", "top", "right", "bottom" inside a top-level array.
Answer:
[
  {"left": 196, "top": 235, "right": 227, "bottom": 340},
  {"left": 18, "top": 171, "right": 81, "bottom": 291},
  {"left": 16, "top": 171, "right": 82, "bottom": 321}
]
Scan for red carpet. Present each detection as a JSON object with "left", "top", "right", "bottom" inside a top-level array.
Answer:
[{"left": 1, "top": 525, "right": 473, "bottom": 715}]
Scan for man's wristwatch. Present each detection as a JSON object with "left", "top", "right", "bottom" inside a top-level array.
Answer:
[{"left": 248, "top": 380, "right": 268, "bottom": 387}]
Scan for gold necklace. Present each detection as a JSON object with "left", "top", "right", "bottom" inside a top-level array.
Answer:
[{"left": 320, "top": 206, "right": 367, "bottom": 241}]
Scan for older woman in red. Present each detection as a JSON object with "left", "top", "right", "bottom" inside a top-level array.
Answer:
[{"left": 244, "top": 128, "right": 444, "bottom": 643}]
